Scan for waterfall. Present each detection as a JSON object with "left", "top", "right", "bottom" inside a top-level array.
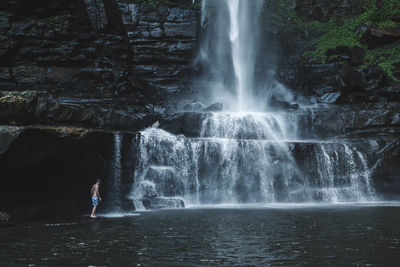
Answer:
[
  {"left": 227, "top": 0, "right": 264, "bottom": 110},
  {"left": 199, "top": 0, "right": 265, "bottom": 110},
  {"left": 108, "top": 133, "right": 123, "bottom": 212},
  {"left": 132, "top": 120, "right": 376, "bottom": 205},
  {"left": 127, "top": 0, "right": 378, "bottom": 209}
]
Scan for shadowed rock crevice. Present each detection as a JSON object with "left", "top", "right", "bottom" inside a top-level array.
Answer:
[{"left": 0, "top": 126, "right": 139, "bottom": 222}]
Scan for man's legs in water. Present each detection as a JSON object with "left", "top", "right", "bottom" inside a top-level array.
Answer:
[{"left": 91, "top": 205, "right": 97, "bottom": 218}]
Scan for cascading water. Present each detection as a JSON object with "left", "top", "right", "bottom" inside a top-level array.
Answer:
[
  {"left": 133, "top": 120, "right": 376, "bottom": 206},
  {"left": 107, "top": 133, "right": 123, "bottom": 212},
  {"left": 129, "top": 0, "right": 377, "bottom": 208}
]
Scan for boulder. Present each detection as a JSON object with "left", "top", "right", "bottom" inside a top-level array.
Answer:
[
  {"left": 202, "top": 102, "right": 223, "bottom": 112},
  {"left": 161, "top": 112, "right": 206, "bottom": 137},
  {"left": 135, "top": 181, "right": 158, "bottom": 200},
  {"left": 0, "top": 91, "right": 38, "bottom": 124},
  {"left": 0, "top": 211, "right": 11, "bottom": 226},
  {"left": 312, "top": 84, "right": 335, "bottom": 96},
  {"left": 349, "top": 46, "right": 365, "bottom": 66},
  {"left": 132, "top": 180, "right": 185, "bottom": 210},
  {"left": 0, "top": 126, "right": 21, "bottom": 154},
  {"left": 184, "top": 102, "right": 206, "bottom": 111},
  {"left": 380, "top": 86, "right": 400, "bottom": 101},
  {"left": 373, "top": 141, "right": 400, "bottom": 199},
  {"left": 393, "top": 13, "right": 400, "bottom": 23},
  {"left": 361, "top": 26, "right": 400, "bottom": 48},
  {"left": 365, "top": 65, "right": 385, "bottom": 92},
  {"left": 319, "top": 92, "right": 341, "bottom": 104},
  {"left": 145, "top": 197, "right": 185, "bottom": 209},
  {"left": 340, "top": 66, "right": 367, "bottom": 93}
]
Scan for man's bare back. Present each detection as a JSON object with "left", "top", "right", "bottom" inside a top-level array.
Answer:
[{"left": 91, "top": 184, "right": 99, "bottom": 197}]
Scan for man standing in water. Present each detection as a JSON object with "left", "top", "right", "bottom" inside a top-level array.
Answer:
[{"left": 90, "top": 179, "right": 102, "bottom": 218}]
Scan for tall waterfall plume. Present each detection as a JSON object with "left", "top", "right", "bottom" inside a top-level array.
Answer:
[{"left": 199, "top": 0, "right": 266, "bottom": 111}]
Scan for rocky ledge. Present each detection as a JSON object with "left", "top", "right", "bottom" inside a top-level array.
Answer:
[{"left": 159, "top": 102, "right": 400, "bottom": 139}]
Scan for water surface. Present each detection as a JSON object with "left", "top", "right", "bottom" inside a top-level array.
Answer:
[{"left": 1, "top": 204, "right": 400, "bottom": 266}]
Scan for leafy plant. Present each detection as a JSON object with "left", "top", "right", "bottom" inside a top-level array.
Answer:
[{"left": 277, "top": 0, "right": 400, "bottom": 80}]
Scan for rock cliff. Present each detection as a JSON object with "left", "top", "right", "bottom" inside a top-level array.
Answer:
[{"left": 0, "top": 0, "right": 199, "bottom": 129}]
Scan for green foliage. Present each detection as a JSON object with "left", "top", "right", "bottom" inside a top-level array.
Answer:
[
  {"left": 275, "top": 0, "right": 307, "bottom": 32},
  {"left": 305, "top": 21, "right": 364, "bottom": 63},
  {"left": 365, "top": 41, "right": 400, "bottom": 81},
  {"left": 277, "top": 0, "right": 400, "bottom": 80}
]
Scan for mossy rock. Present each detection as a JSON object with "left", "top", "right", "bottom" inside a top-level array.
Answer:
[{"left": 0, "top": 91, "right": 38, "bottom": 124}]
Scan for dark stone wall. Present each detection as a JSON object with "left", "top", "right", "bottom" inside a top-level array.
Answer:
[
  {"left": 0, "top": 0, "right": 199, "bottom": 129},
  {"left": 0, "top": 126, "right": 139, "bottom": 222},
  {"left": 0, "top": 126, "right": 113, "bottom": 221}
]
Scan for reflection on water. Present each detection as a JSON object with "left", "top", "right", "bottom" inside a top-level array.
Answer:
[{"left": 1, "top": 204, "right": 400, "bottom": 266}]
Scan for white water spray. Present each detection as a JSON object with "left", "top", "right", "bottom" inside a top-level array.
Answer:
[{"left": 227, "top": 0, "right": 264, "bottom": 110}]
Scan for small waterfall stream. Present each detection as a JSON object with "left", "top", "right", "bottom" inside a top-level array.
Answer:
[{"left": 107, "top": 133, "right": 123, "bottom": 212}]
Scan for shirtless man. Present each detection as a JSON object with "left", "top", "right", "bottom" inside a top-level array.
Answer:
[{"left": 90, "top": 179, "right": 102, "bottom": 218}]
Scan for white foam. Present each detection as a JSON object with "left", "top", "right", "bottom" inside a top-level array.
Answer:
[
  {"left": 98, "top": 213, "right": 141, "bottom": 218},
  {"left": 186, "top": 202, "right": 400, "bottom": 210}
]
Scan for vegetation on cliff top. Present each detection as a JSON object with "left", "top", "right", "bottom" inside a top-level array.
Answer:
[{"left": 278, "top": 0, "right": 400, "bottom": 81}]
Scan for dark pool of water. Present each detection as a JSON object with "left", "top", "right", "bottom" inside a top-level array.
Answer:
[{"left": 1, "top": 203, "right": 400, "bottom": 266}]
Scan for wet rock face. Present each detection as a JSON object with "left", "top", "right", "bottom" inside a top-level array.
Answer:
[
  {"left": 160, "top": 111, "right": 208, "bottom": 137},
  {"left": 361, "top": 26, "right": 400, "bottom": 48},
  {"left": 159, "top": 102, "right": 400, "bottom": 140},
  {"left": 374, "top": 141, "right": 400, "bottom": 199},
  {"left": 0, "top": 0, "right": 199, "bottom": 127},
  {"left": 0, "top": 91, "right": 37, "bottom": 124},
  {"left": 305, "top": 103, "right": 400, "bottom": 139},
  {"left": 119, "top": 1, "right": 198, "bottom": 99},
  {"left": 145, "top": 197, "right": 185, "bottom": 209},
  {"left": 0, "top": 126, "right": 21, "bottom": 154}
]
